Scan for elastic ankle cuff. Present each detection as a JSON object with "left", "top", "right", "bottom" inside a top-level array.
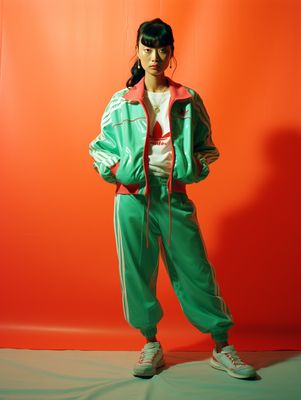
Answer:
[
  {"left": 140, "top": 326, "right": 157, "bottom": 339},
  {"left": 211, "top": 331, "right": 229, "bottom": 342}
]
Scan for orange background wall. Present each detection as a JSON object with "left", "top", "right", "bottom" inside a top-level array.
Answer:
[{"left": 1, "top": 0, "right": 300, "bottom": 351}]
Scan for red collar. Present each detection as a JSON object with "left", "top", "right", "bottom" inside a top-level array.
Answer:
[{"left": 122, "top": 76, "right": 192, "bottom": 102}]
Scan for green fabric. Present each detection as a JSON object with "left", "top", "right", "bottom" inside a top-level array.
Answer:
[
  {"left": 113, "top": 175, "right": 233, "bottom": 341},
  {"left": 88, "top": 76, "right": 218, "bottom": 192}
]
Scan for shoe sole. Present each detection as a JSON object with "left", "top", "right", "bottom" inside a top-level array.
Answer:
[
  {"left": 210, "top": 358, "right": 256, "bottom": 379},
  {"left": 133, "top": 357, "right": 165, "bottom": 378}
]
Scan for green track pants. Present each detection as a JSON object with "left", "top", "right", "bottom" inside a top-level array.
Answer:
[{"left": 113, "top": 175, "right": 234, "bottom": 342}]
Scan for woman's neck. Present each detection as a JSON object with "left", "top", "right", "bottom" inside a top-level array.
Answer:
[{"left": 144, "top": 73, "right": 169, "bottom": 92}]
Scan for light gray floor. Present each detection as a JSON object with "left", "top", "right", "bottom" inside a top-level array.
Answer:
[{"left": 0, "top": 349, "right": 300, "bottom": 399}]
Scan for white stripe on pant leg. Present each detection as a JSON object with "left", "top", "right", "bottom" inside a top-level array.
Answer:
[
  {"left": 113, "top": 195, "right": 129, "bottom": 321},
  {"left": 117, "top": 195, "right": 129, "bottom": 321},
  {"left": 113, "top": 196, "right": 123, "bottom": 292},
  {"left": 208, "top": 262, "right": 231, "bottom": 316},
  {"left": 194, "top": 212, "right": 233, "bottom": 321},
  {"left": 114, "top": 195, "right": 130, "bottom": 321},
  {"left": 114, "top": 195, "right": 127, "bottom": 320}
]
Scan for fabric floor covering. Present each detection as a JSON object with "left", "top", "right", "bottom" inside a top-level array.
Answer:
[{"left": 0, "top": 349, "right": 300, "bottom": 400}]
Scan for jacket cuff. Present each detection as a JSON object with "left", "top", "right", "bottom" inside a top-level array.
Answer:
[
  {"left": 93, "top": 161, "right": 117, "bottom": 184},
  {"left": 193, "top": 156, "right": 210, "bottom": 182},
  {"left": 110, "top": 161, "right": 120, "bottom": 176},
  {"left": 194, "top": 157, "right": 203, "bottom": 174}
]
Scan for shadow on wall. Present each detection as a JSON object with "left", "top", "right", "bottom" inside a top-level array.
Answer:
[{"left": 211, "top": 127, "right": 301, "bottom": 331}]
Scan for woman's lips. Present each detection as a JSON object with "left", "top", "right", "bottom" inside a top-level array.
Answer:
[{"left": 150, "top": 65, "right": 160, "bottom": 69}]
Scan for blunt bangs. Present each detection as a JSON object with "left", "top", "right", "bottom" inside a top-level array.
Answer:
[{"left": 140, "top": 24, "right": 173, "bottom": 48}]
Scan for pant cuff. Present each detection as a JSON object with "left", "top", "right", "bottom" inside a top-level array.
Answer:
[
  {"left": 140, "top": 326, "right": 157, "bottom": 339},
  {"left": 211, "top": 331, "right": 229, "bottom": 342}
]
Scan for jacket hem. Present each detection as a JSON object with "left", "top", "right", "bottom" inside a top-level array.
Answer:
[{"left": 114, "top": 179, "right": 187, "bottom": 195}]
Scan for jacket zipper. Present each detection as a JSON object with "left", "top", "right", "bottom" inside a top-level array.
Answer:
[
  {"left": 139, "top": 100, "right": 151, "bottom": 195},
  {"left": 167, "top": 98, "right": 176, "bottom": 194}
]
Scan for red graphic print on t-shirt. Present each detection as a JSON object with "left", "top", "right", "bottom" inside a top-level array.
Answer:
[{"left": 150, "top": 121, "right": 171, "bottom": 145}]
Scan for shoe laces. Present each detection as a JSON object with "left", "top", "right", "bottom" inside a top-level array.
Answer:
[
  {"left": 223, "top": 349, "right": 246, "bottom": 367},
  {"left": 138, "top": 346, "right": 159, "bottom": 364}
]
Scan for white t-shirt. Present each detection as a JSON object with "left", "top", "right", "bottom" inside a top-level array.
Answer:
[{"left": 144, "top": 89, "right": 172, "bottom": 177}]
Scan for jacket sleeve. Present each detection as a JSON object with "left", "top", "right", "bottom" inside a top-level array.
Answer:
[
  {"left": 89, "top": 97, "right": 120, "bottom": 184},
  {"left": 192, "top": 91, "right": 220, "bottom": 181}
]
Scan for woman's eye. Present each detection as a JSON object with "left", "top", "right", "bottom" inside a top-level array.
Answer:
[{"left": 142, "top": 47, "right": 168, "bottom": 55}]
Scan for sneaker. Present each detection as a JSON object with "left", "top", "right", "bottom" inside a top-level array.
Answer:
[
  {"left": 210, "top": 345, "right": 256, "bottom": 379},
  {"left": 133, "top": 341, "right": 165, "bottom": 378}
]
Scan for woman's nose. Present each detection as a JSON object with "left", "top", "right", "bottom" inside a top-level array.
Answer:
[{"left": 151, "top": 49, "right": 160, "bottom": 61}]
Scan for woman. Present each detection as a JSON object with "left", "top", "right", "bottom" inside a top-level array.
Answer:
[{"left": 89, "top": 18, "right": 256, "bottom": 380}]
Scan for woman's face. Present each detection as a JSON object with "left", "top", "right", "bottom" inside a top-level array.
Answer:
[{"left": 136, "top": 37, "right": 172, "bottom": 76}]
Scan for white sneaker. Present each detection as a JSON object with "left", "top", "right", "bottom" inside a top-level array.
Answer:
[
  {"left": 210, "top": 345, "right": 256, "bottom": 379},
  {"left": 133, "top": 342, "right": 165, "bottom": 377}
]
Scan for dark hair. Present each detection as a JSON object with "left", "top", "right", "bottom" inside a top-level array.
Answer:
[{"left": 126, "top": 18, "right": 176, "bottom": 88}]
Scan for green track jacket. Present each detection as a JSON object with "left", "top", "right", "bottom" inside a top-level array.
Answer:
[{"left": 89, "top": 76, "right": 219, "bottom": 196}]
